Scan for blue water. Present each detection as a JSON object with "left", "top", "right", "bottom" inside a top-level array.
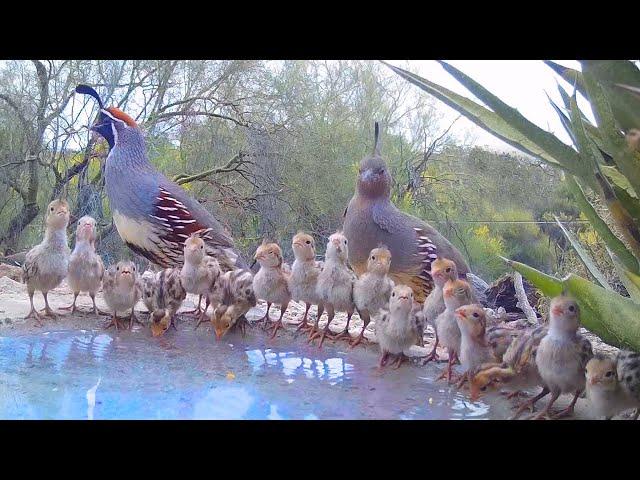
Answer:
[{"left": 0, "top": 328, "right": 511, "bottom": 419}]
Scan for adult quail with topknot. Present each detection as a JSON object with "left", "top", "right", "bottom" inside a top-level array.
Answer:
[
  {"left": 75, "top": 85, "right": 247, "bottom": 271},
  {"left": 342, "top": 122, "right": 471, "bottom": 303}
]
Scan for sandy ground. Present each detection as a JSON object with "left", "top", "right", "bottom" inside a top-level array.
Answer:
[{"left": 0, "top": 273, "right": 635, "bottom": 420}]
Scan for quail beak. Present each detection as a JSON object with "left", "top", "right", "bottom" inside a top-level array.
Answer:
[
  {"left": 214, "top": 327, "right": 225, "bottom": 340},
  {"left": 551, "top": 306, "right": 564, "bottom": 316},
  {"left": 588, "top": 377, "right": 599, "bottom": 386}
]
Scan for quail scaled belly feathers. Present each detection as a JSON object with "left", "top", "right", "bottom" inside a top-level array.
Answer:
[
  {"left": 75, "top": 85, "right": 247, "bottom": 272},
  {"left": 343, "top": 122, "right": 471, "bottom": 304}
]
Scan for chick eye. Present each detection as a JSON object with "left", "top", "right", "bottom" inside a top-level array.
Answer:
[
  {"left": 344, "top": 240, "right": 347, "bottom": 245},
  {"left": 481, "top": 386, "right": 487, "bottom": 391},
  {"left": 568, "top": 305, "right": 575, "bottom": 312},
  {"left": 50, "top": 207, "right": 54, "bottom": 212},
  {"left": 116, "top": 266, "right": 120, "bottom": 271},
  {"left": 473, "top": 312, "right": 479, "bottom": 318},
  {"left": 132, "top": 266, "right": 136, "bottom": 271},
  {"left": 605, "top": 371, "right": 614, "bottom": 377},
  {"left": 371, "top": 256, "right": 376, "bottom": 260},
  {"left": 245, "top": 288, "right": 251, "bottom": 295},
  {"left": 200, "top": 245, "right": 204, "bottom": 250},
  {"left": 446, "top": 267, "right": 451, "bottom": 273},
  {"left": 392, "top": 292, "right": 395, "bottom": 297}
]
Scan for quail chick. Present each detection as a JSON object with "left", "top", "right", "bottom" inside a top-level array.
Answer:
[
  {"left": 252, "top": 240, "right": 291, "bottom": 338},
  {"left": 376, "top": 285, "right": 420, "bottom": 369},
  {"left": 180, "top": 234, "right": 222, "bottom": 328},
  {"left": 454, "top": 304, "right": 497, "bottom": 387},
  {"left": 22, "top": 199, "right": 71, "bottom": 326},
  {"left": 140, "top": 267, "right": 187, "bottom": 336},
  {"left": 312, "top": 232, "right": 357, "bottom": 349},
  {"left": 102, "top": 260, "right": 140, "bottom": 330},
  {"left": 61, "top": 215, "right": 105, "bottom": 315},
  {"left": 351, "top": 245, "right": 395, "bottom": 348},
  {"left": 533, "top": 294, "right": 593, "bottom": 419},
  {"left": 434, "top": 278, "right": 474, "bottom": 383},
  {"left": 422, "top": 257, "right": 459, "bottom": 362},
  {"left": 210, "top": 268, "right": 256, "bottom": 340},
  {"left": 469, "top": 325, "right": 550, "bottom": 418},
  {"left": 586, "top": 351, "right": 640, "bottom": 420},
  {"left": 289, "top": 232, "right": 324, "bottom": 333}
]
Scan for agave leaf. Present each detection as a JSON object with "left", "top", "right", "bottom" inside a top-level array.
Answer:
[
  {"left": 565, "top": 175, "right": 639, "bottom": 275},
  {"left": 381, "top": 62, "right": 587, "bottom": 179},
  {"left": 502, "top": 257, "right": 640, "bottom": 350},
  {"left": 544, "top": 61, "right": 588, "bottom": 99},
  {"left": 608, "top": 248, "right": 640, "bottom": 303},
  {"left": 602, "top": 166, "right": 639, "bottom": 200},
  {"left": 436, "top": 61, "right": 584, "bottom": 177},
  {"left": 568, "top": 91, "right": 604, "bottom": 171},
  {"left": 553, "top": 215, "right": 612, "bottom": 290}
]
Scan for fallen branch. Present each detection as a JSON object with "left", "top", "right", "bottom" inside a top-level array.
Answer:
[{"left": 513, "top": 271, "right": 538, "bottom": 325}]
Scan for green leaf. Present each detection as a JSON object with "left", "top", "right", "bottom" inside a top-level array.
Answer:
[
  {"left": 568, "top": 91, "right": 603, "bottom": 173},
  {"left": 565, "top": 175, "right": 639, "bottom": 275},
  {"left": 544, "top": 61, "right": 588, "bottom": 99},
  {"left": 553, "top": 215, "right": 612, "bottom": 290},
  {"left": 608, "top": 248, "right": 640, "bottom": 303},
  {"left": 380, "top": 62, "right": 584, "bottom": 179},
  {"left": 436, "top": 61, "right": 584, "bottom": 177},
  {"left": 502, "top": 257, "right": 640, "bottom": 351}
]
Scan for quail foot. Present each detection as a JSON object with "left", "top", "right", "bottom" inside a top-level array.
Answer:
[{"left": 22, "top": 199, "right": 71, "bottom": 326}]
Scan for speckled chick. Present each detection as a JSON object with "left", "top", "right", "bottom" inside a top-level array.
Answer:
[
  {"left": 252, "top": 240, "right": 291, "bottom": 338},
  {"left": 586, "top": 351, "right": 640, "bottom": 420},
  {"left": 351, "top": 245, "right": 395, "bottom": 348},
  {"left": 422, "top": 257, "right": 458, "bottom": 362},
  {"left": 180, "top": 234, "right": 221, "bottom": 328},
  {"left": 62, "top": 216, "right": 105, "bottom": 314},
  {"left": 289, "top": 232, "right": 325, "bottom": 333},
  {"left": 140, "top": 267, "right": 187, "bottom": 336},
  {"left": 211, "top": 269, "right": 257, "bottom": 340},
  {"left": 23, "top": 199, "right": 71, "bottom": 325},
  {"left": 376, "top": 285, "right": 419, "bottom": 369},
  {"left": 455, "top": 304, "right": 497, "bottom": 387},
  {"left": 312, "top": 232, "right": 357, "bottom": 348},
  {"left": 434, "top": 278, "right": 474, "bottom": 383},
  {"left": 102, "top": 260, "right": 140, "bottom": 330},
  {"left": 534, "top": 295, "right": 593, "bottom": 419}
]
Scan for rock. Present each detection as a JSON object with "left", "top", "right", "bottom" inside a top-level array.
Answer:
[
  {"left": 0, "top": 264, "right": 22, "bottom": 283},
  {"left": 484, "top": 273, "right": 541, "bottom": 318}
]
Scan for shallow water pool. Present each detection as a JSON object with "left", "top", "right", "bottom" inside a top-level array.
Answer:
[{"left": 0, "top": 327, "right": 513, "bottom": 419}]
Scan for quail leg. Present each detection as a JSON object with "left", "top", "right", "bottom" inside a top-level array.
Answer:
[
  {"left": 392, "top": 353, "right": 405, "bottom": 370},
  {"left": 510, "top": 387, "right": 550, "bottom": 420},
  {"left": 529, "top": 389, "right": 561, "bottom": 420},
  {"left": 550, "top": 390, "right": 581, "bottom": 419},
  {"left": 329, "top": 309, "right": 353, "bottom": 341},
  {"left": 90, "top": 293, "right": 110, "bottom": 316},
  {"left": 502, "top": 390, "right": 528, "bottom": 400},
  {"left": 129, "top": 309, "right": 144, "bottom": 330},
  {"left": 421, "top": 330, "right": 440, "bottom": 364},
  {"left": 25, "top": 291, "right": 44, "bottom": 327},
  {"left": 257, "top": 303, "right": 272, "bottom": 329},
  {"left": 309, "top": 305, "right": 334, "bottom": 349},
  {"left": 378, "top": 350, "right": 390, "bottom": 369},
  {"left": 182, "top": 295, "right": 203, "bottom": 316},
  {"left": 295, "top": 303, "right": 312, "bottom": 332},
  {"left": 59, "top": 292, "right": 79, "bottom": 313},
  {"left": 350, "top": 309, "right": 370, "bottom": 348},
  {"left": 436, "top": 353, "right": 458, "bottom": 383},
  {"left": 39, "top": 292, "right": 59, "bottom": 319},
  {"left": 270, "top": 302, "right": 289, "bottom": 339},
  {"left": 456, "top": 372, "right": 469, "bottom": 389},
  {"left": 307, "top": 307, "right": 324, "bottom": 340},
  {"left": 104, "top": 314, "right": 126, "bottom": 330}
]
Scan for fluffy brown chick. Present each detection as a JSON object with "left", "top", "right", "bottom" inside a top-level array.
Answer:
[
  {"left": 586, "top": 351, "right": 640, "bottom": 420},
  {"left": 455, "top": 304, "right": 497, "bottom": 388},
  {"left": 289, "top": 232, "right": 324, "bottom": 333},
  {"left": 376, "top": 284, "right": 420, "bottom": 369},
  {"left": 421, "top": 257, "right": 458, "bottom": 362},
  {"left": 61, "top": 215, "right": 105, "bottom": 315},
  {"left": 22, "top": 199, "right": 71, "bottom": 325},
  {"left": 534, "top": 294, "right": 593, "bottom": 419},
  {"left": 351, "top": 245, "right": 394, "bottom": 347},
  {"left": 102, "top": 260, "right": 140, "bottom": 330},
  {"left": 210, "top": 269, "right": 256, "bottom": 340},
  {"left": 252, "top": 240, "right": 291, "bottom": 338}
]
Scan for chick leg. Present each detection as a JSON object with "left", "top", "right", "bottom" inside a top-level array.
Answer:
[
  {"left": 194, "top": 298, "right": 211, "bottom": 330},
  {"left": 104, "top": 314, "right": 125, "bottom": 330},
  {"left": 436, "top": 353, "right": 458, "bottom": 383},
  {"left": 307, "top": 305, "right": 324, "bottom": 339},
  {"left": 329, "top": 309, "right": 353, "bottom": 341},
  {"left": 550, "top": 390, "right": 581, "bottom": 419},
  {"left": 90, "top": 293, "right": 110, "bottom": 316},
  {"left": 421, "top": 329, "right": 440, "bottom": 364},
  {"left": 257, "top": 303, "right": 272, "bottom": 329},
  {"left": 392, "top": 353, "right": 405, "bottom": 370},
  {"left": 309, "top": 304, "right": 334, "bottom": 349},
  {"left": 181, "top": 295, "right": 204, "bottom": 316},
  {"left": 59, "top": 292, "right": 79, "bottom": 313},
  {"left": 456, "top": 372, "right": 469, "bottom": 389},
  {"left": 128, "top": 309, "right": 145, "bottom": 330},
  {"left": 378, "top": 350, "right": 390, "bottom": 369},
  {"left": 270, "top": 302, "right": 289, "bottom": 339},
  {"left": 295, "top": 303, "right": 312, "bottom": 332},
  {"left": 529, "top": 389, "right": 561, "bottom": 420},
  {"left": 39, "top": 292, "right": 59, "bottom": 319},
  {"left": 25, "top": 290, "right": 44, "bottom": 327},
  {"left": 350, "top": 309, "right": 371, "bottom": 348},
  {"left": 510, "top": 387, "right": 550, "bottom": 420}
]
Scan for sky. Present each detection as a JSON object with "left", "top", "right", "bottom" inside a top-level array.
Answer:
[{"left": 388, "top": 60, "right": 589, "bottom": 153}]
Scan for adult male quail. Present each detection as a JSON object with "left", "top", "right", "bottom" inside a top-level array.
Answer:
[
  {"left": 75, "top": 85, "right": 247, "bottom": 271},
  {"left": 342, "top": 122, "right": 470, "bottom": 303}
]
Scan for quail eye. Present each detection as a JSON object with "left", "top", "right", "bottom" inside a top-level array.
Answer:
[
  {"left": 481, "top": 386, "right": 487, "bottom": 391},
  {"left": 50, "top": 207, "right": 54, "bottom": 212},
  {"left": 245, "top": 288, "right": 251, "bottom": 295},
  {"left": 116, "top": 266, "right": 120, "bottom": 271},
  {"left": 605, "top": 371, "right": 614, "bottom": 377},
  {"left": 568, "top": 305, "right": 575, "bottom": 312},
  {"left": 200, "top": 245, "right": 204, "bottom": 250},
  {"left": 446, "top": 267, "right": 451, "bottom": 273},
  {"left": 344, "top": 240, "right": 347, "bottom": 245},
  {"left": 371, "top": 256, "right": 375, "bottom": 260},
  {"left": 473, "top": 312, "right": 479, "bottom": 318},
  {"left": 392, "top": 292, "right": 395, "bottom": 297}
]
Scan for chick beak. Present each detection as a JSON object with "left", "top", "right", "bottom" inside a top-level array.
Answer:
[
  {"left": 551, "top": 306, "right": 564, "bottom": 316},
  {"left": 589, "top": 377, "right": 598, "bottom": 386},
  {"left": 456, "top": 310, "right": 467, "bottom": 319}
]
